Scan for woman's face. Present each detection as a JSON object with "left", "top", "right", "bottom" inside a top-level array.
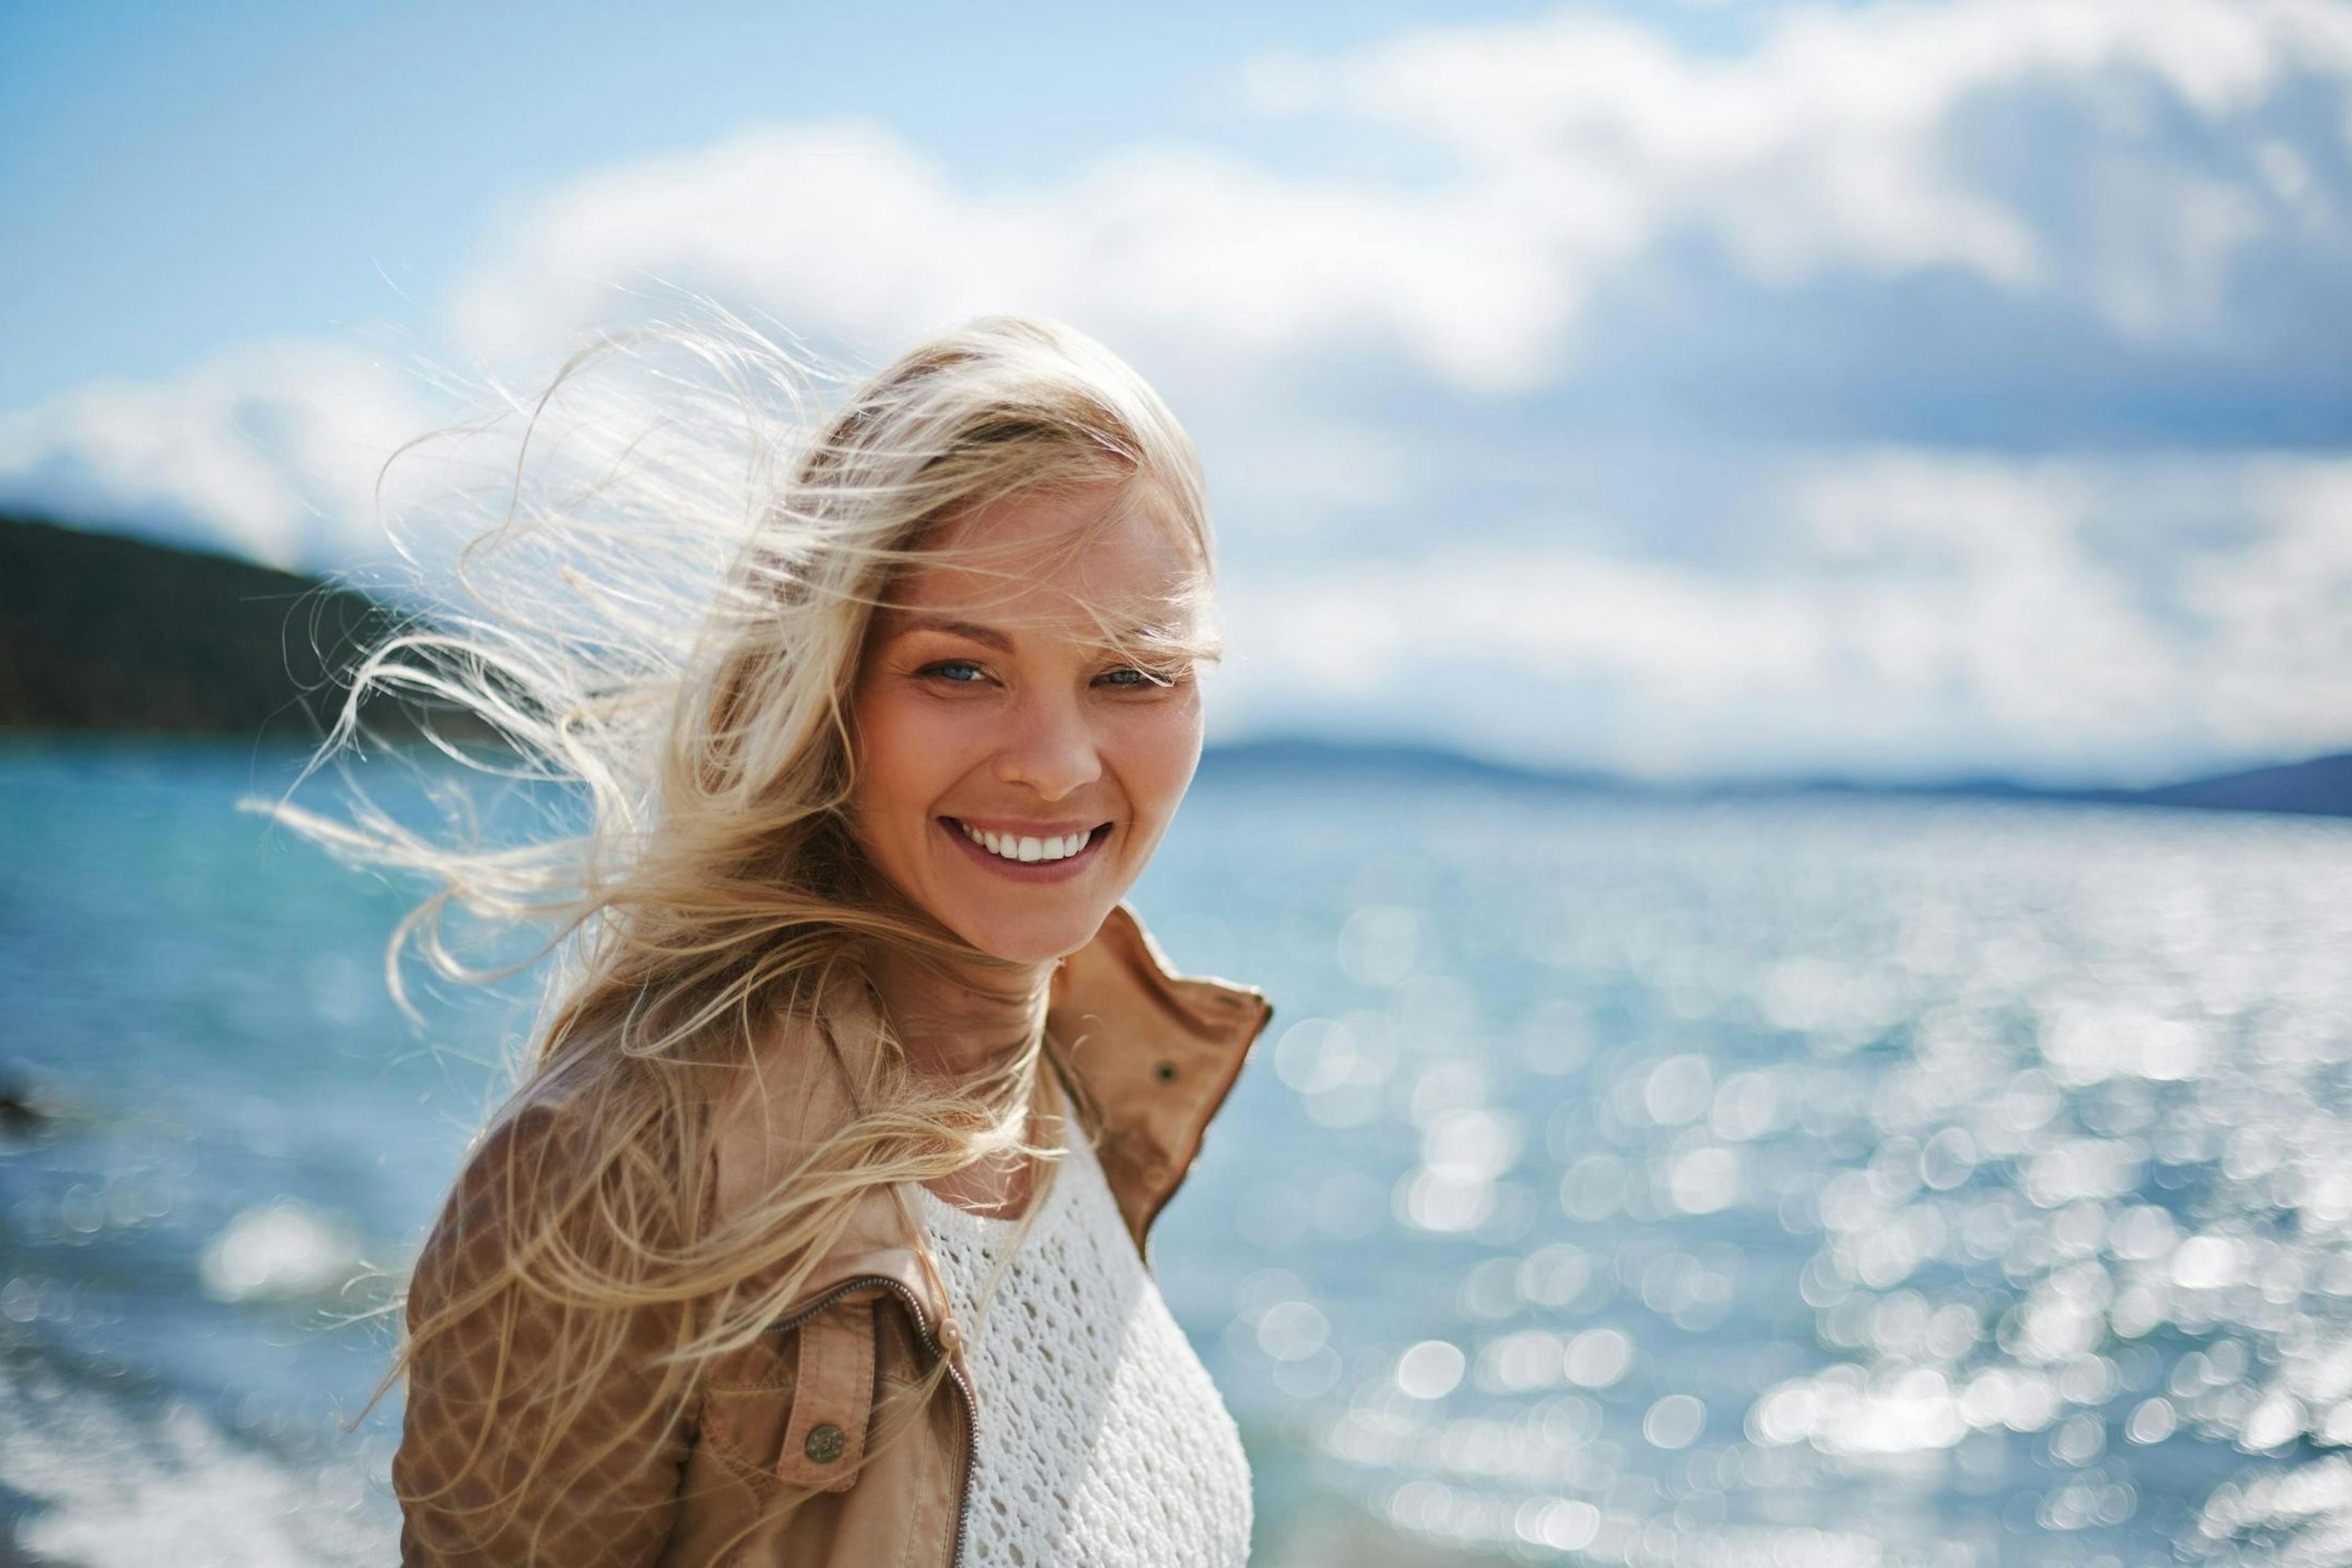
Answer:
[{"left": 847, "top": 480, "right": 1207, "bottom": 965}]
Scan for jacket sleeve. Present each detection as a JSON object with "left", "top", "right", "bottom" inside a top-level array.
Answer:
[{"left": 393, "top": 1102, "right": 696, "bottom": 1566}]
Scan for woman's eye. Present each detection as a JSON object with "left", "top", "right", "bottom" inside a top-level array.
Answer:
[
  {"left": 1098, "top": 665, "right": 1187, "bottom": 692},
  {"left": 922, "top": 660, "right": 989, "bottom": 685}
]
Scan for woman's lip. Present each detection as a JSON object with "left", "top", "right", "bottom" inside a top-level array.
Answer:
[
  {"left": 936, "top": 817, "right": 1111, "bottom": 880},
  {"left": 941, "top": 816, "right": 1107, "bottom": 837}
]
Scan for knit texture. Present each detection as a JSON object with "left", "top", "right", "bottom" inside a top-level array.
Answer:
[{"left": 913, "top": 1113, "right": 1252, "bottom": 1567}]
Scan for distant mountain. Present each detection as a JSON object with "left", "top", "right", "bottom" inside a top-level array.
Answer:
[
  {"left": 1199, "top": 737, "right": 2352, "bottom": 820},
  {"left": 0, "top": 513, "right": 403, "bottom": 739},
  {"left": 2124, "top": 755, "right": 2352, "bottom": 816},
  {"left": 6, "top": 516, "right": 2346, "bottom": 818},
  {"left": 1194, "top": 736, "right": 1623, "bottom": 793}
]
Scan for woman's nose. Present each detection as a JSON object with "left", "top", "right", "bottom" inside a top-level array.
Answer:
[{"left": 993, "top": 690, "right": 1102, "bottom": 801}]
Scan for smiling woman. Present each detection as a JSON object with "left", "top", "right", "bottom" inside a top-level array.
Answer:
[
  {"left": 266, "top": 315, "right": 1273, "bottom": 1566},
  {"left": 851, "top": 487, "right": 1210, "bottom": 962}
]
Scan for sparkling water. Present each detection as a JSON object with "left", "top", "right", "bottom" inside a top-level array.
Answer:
[{"left": 5, "top": 741, "right": 2350, "bottom": 1566}]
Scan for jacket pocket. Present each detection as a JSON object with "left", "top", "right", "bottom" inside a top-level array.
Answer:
[{"left": 698, "top": 1292, "right": 876, "bottom": 1495}]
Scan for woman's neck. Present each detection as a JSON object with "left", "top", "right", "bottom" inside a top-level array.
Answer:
[
  {"left": 862, "top": 940, "right": 1055, "bottom": 1085},
  {"left": 861, "top": 940, "right": 1059, "bottom": 1218}
]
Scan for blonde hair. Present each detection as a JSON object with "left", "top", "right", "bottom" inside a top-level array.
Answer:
[{"left": 270, "top": 311, "right": 1221, "bottom": 1553}]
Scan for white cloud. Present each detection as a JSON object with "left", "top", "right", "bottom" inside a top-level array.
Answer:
[
  {"left": 1259, "top": 0, "right": 2352, "bottom": 360},
  {"left": 0, "top": 339, "right": 432, "bottom": 571},
  {"left": 451, "top": 121, "right": 1566, "bottom": 391},
  {"left": 2180, "top": 460, "right": 2352, "bottom": 750},
  {"left": 1212, "top": 448, "right": 2352, "bottom": 782},
  {"left": 448, "top": 0, "right": 2352, "bottom": 391}
]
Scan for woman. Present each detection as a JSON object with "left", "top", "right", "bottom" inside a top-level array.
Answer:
[{"left": 312, "top": 316, "right": 1274, "bottom": 1564}]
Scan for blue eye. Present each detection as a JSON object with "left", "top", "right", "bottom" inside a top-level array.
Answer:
[
  {"left": 923, "top": 660, "right": 988, "bottom": 685},
  {"left": 1099, "top": 665, "right": 1181, "bottom": 690}
]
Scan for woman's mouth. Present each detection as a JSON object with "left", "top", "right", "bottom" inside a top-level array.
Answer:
[{"left": 938, "top": 817, "right": 1112, "bottom": 881}]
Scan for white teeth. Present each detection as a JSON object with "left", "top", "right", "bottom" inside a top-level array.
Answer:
[{"left": 958, "top": 823, "right": 1095, "bottom": 863}]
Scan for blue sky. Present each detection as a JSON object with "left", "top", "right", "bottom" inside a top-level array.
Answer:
[
  {"left": 2, "top": 0, "right": 1627, "bottom": 408},
  {"left": 5, "top": 0, "right": 2350, "bottom": 785}
]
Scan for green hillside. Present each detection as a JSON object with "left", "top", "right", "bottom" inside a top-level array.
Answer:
[{"left": 0, "top": 513, "right": 403, "bottom": 740}]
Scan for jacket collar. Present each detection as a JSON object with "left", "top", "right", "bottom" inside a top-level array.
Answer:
[
  {"left": 714, "top": 902, "right": 1274, "bottom": 1328},
  {"left": 1042, "top": 902, "right": 1275, "bottom": 1251}
]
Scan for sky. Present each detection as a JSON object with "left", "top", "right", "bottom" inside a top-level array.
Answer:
[{"left": 4, "top": 0, "right": 2350, "bottom": 785}]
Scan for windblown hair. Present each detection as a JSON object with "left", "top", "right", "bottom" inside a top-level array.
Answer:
[{"left": 269, "top": 311, "right": 1221, "bottom": 1555}]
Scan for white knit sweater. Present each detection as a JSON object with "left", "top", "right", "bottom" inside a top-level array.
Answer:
[{"left": 911, "top": 1109, "right": 1253, "bottom": 1567}]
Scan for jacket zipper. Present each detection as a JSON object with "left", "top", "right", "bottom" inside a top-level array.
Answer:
[{"left": 769, "top": 1275, "right": 977, "bottom": 1568}]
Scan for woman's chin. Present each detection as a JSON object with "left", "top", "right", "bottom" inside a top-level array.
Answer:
[{"left": 947, "top": 902, "right": 1117, "bottom": 967}]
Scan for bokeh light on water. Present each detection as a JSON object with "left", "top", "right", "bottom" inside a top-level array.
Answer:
[
  {"left": 6, "top": 744, "right": 2352, "bottom": 1565},
  {"left": 1139, "top": 768, "right": 2352, "bottom": 1567}
]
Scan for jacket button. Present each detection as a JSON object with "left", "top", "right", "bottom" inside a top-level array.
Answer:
[
  {"left": 804, "top": 1423, "right": 847, "bottom": 1463},
  {"left": 1153, "top": 1060, "right": 1179, "bottom": 1084}
]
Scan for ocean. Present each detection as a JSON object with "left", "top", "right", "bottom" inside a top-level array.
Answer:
[{"left": 4, "top": 740, "right": 2350, "bottom": 1566}]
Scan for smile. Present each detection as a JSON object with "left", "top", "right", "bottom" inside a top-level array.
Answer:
[{"left": 940, "top": 817, "right": 1111, "bottom": 877}]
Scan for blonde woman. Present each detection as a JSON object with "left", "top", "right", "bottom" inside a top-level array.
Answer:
[{"left": 295, "top": 317, "right": 1274, "bottom": 1565}]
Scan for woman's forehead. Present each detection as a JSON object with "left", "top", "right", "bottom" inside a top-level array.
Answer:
[{"left": 887, "top": 487, "right": 1203, "bottom": 627}]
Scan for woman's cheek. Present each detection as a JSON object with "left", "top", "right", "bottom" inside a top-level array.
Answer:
[
  {"left": 878, "top": 682, "right": 963, "bottom": 760},
  {"left": 851, "top": 683, "right": 949, "bottom": 837},
  {"left": 1121, "top": 690, "right": 1206, "bottom": 828}
]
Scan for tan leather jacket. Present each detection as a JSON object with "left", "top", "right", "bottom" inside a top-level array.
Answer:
[{"left": 394, "top": 903, "right": 1274, "bottom": 1566}]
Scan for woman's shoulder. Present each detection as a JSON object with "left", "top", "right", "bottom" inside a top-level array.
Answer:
[
  {"left": 411, "top": 1074, "right": 616, "bottom": 1302},
  {"left": 706, "top": 1005, "right": 887, "bottom": 1248},
  {"left": 420, "top": 987, "right": 873, "bottom": 1250}
]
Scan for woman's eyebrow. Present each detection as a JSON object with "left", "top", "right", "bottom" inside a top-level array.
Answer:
[
  {"left": 889, "top": 615, "right": 1016, "bottom": 652},
  {"left": 1078, "top": 612, "right": 1199, "bottom": 650}
]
